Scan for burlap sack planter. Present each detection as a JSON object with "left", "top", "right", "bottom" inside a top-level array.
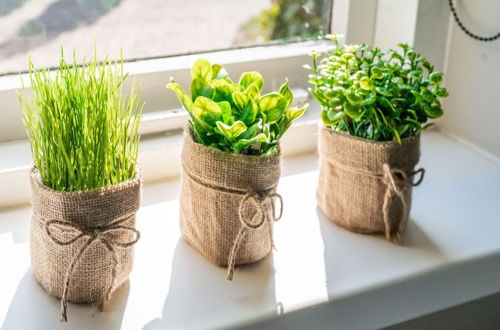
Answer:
[
  {"left": 29, "top": 167, "right": 141, "bottom": 322},
  {"left": 317, "top": 125, "right": 425, "bottom": 244},
  {"left": 180, "top": 131, "right": 282, "bottom": 280}
]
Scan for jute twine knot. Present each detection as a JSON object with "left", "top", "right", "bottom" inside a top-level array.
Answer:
[
  {"left": 44, "top": 215, "right": 140, "bottom": 322},
  {"left": 382, "top": 163, "right": 425, "bottom": 243},
  {"left": 226, "top": 191, "right": 283, "bottom": 281}
]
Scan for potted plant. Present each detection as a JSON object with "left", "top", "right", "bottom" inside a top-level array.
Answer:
[
  {"left": 307, "top": 35, "right": 448, "bottom": 243},
  {"left": 167, "top": 59, "right": 307, "bottom": 280},
  {"left": 19, "top": 52, "right": 143, "bottom": 322}
]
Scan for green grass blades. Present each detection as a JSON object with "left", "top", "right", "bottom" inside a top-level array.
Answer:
[
  {"left": 19, "top": 50, "right": 143, "bottom": 192},
  {"left": 167, "top": 59, "right": 308, "bottom": 155},
  {"left": 307, "top": 34, "right": 448, "bottom": 143}
]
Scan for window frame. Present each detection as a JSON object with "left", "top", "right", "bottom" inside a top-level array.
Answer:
[
  {"left": 0, "top": 0, "right": 383, "bottom": 208},
  {"left": 0, "top": 39, "right": 328, "bottom": 141},
  {"left": 0, "top": 40, "right": 335, "bottom": 209}
]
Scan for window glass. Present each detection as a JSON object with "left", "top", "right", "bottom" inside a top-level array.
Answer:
[{"left": 0, "top": 0, "right": 332, "bottom": 75}]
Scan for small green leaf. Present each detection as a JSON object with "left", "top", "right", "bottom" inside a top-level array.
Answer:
[
  {"left": 211, "top": 79, "right": 234, "bottom": 102},
  {"left": 360, "top": 77, "right": 373, "bottom": 90},
  {"left": 215, "top": 120, "right": 247, "bottom": 141},
  {"left": 234, "top": 133, "right": 267, "bottom": 153},
  {"left": 285, "top": 105, "right": 307, "bottom": 121},
  {"left": 232, "top": 92, "right": 249, "bottom": 111},
  {"left": 429, "top": 71, "right": 443, "bottom": 84},
  {"left": 392, "top": 127, "right": 402, "bottom": 143},
  {"left": 238, "top": 119, "right": 260, "bottom": 140},
  {"left": 218, "top": 101, "right": 232, "bottom": 124},
  {"left": 244, "top": 83, "right": 260, "bottom": 100},
  {"left": 278, "top": 79, "right": 293, "bottom": 108},
  {"left": 240, "top": 97, "right": 258, "bottom": 125},
  {"left": 191, "top": 59, "right": 213, "bottom": 82},
  {"left": 422, "top": 122, "right": 435, "bottom": 130},
  {"left": 421, "top": 89, "right": 434, "bottom": 102},
  {"left": 239, "top": 71, "right": 264, "bottom": 90},
  {"left": 259, "top": 93, "right": 287, "bottom": 124},
  {"left": 328, "top": 97, "right": 343, "bottom": 107},
  {"left": 343, "top": 102, "right": 362, "bottom": 119},
  {"left": 321, "top": 110, "right": 342, "bottom": 126},
  {"left": 375, "top": 86, "right": 393, "bottom": 96},
  {"left": 433, "top": 87, "right": 448, "bottom": 97},
  {"left": 370, "top": 66, "right": 383, "bottom": 79},
  {"left": 192, "top": 96, "right": 222, "bottom": 127},
  {"left": 191, "top": 78, "right": 205, "bottom": 100},
  {"left": 166, "top": 82, "right": 193, "bottom": 114},
  {"left": 212, "top": 64, "right": 228, "bottom": 80},
  {"left": 362, "top": 93, "right": 377, "bottom": 106},
  {"left": 346, "top": 91, "right": 363, "bottom": 104},
  {"left": 424, "top": 105, "right": 443, "bottom": 118}
]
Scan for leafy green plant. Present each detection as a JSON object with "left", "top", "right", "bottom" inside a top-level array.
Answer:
[
  {"left": 19, "top": 50, "right": 143, "bottom": 192},
  {"left": 238, "top": 0, "right": 331, "bottom": 44},
  {"left": 307, "top": 34, "right": 448, "bottom": 142},
  {"left": 167, "top": 59, "right": 308, "bottom": 155}
]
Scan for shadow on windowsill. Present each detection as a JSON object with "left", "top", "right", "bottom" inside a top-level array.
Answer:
[
  {"left": 143, "top": 238, "right": 278, "bottom": 330},
  {"left": 1, "top": 268, "right": 130, "bottom": 330}
]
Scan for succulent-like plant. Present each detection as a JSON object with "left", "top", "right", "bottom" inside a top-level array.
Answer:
[
  {"left": 19, "top": 51, "right": 143, "bottom": 192},
  {"left": 167, "top": 59, "right": 308, "bottom": 155},
  {"left": 307, "top": 34, "right": 448, "bottom": 142}
]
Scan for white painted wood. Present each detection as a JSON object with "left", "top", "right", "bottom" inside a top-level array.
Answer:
[
  {"left": 373, "top": 0, "right": 419, "bottom": 49},
  {"left": 439, "top": 0, "right": 500, "bottom": 159},
  {"left": 331, "top": 0, "right": 378, "bottom": 45},
  {"left": 0, "top": 40, "right": 329, "bottom": 142}
]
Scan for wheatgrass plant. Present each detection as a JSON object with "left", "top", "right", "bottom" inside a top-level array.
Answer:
[{"left": 19, "top": 51, "right": 143, "bottom": 192}]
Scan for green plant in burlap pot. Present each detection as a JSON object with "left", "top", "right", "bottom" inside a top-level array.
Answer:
[
  {"left": 168, "top": 59, "right": 308, "bottom": 280},
  {"left": 307, "top": 35, "right": 448, "bottom": 243},
  {"left": 19, "top": 52, "right": 143, "bottom": 322}
]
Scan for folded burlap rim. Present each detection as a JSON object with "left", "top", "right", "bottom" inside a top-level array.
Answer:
[
  {"left": 31, "top": 167, "right": 141, "bottom": 322},
  {"left": 319, "top": 127, "right": 425, "bottom": 243}
]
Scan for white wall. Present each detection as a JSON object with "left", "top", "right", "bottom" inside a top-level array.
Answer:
[
  {"left": 332, "top": 0, "right": 378, "bottom": 45},
  {"left": 413, "top": 0, "right": 450, "bottom": 71},
  {"left": 373, "top": 0, "right": 420, "bottom": 50},
  {"left": 438, "top": 1, "right": 500, "bottom": 158},
  {"left": 371, "top": 0, "right": 500, "bottom": 159}
]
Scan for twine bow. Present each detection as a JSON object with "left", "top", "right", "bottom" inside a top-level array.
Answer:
[
  {"left": 325, "top": 158, "right": 424, "bottom": 244},
  {"left": 44, "top": 216, "right": 140, "bottom": 322},
  {"left": 226, "top": 191, "right": 283, "bottom": 281},
  {"left": 381, "top": 163, "right": 425, "bottom": 243}
]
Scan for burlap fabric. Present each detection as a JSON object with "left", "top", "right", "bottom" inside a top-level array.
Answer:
[
  {"left": 180, "top": 130, "right": 282, "bottom": 280},
  {"left": 30, "top": 167, "right": 141, "bottom": 322},
  {"left": 317, "top": 125, "right": 424, "bottom": 244}
]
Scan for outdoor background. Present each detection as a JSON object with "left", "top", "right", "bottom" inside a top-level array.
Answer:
[{"left": 0, "top": 0, "right": 331, "bottom": 74}]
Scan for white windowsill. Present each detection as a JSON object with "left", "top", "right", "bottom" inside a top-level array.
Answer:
[{"left": 1, "top": 130, "right": 500, "bottom": 329}]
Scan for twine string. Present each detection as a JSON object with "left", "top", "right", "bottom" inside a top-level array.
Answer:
[
  {"left": 181, "top": 164, "right": 282, "bottom": 281},
  {"left": 44, "top": 216, "right": 140, "bottom": 322},
  {"left": 226, "top": 190, "right": 283, "bottom": 281},
  {"left": 381, "top": 164, "right": 424, "bottom": 243},
  {"left": 326, "top": 158, "right": 424, "bottom": 243}
]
